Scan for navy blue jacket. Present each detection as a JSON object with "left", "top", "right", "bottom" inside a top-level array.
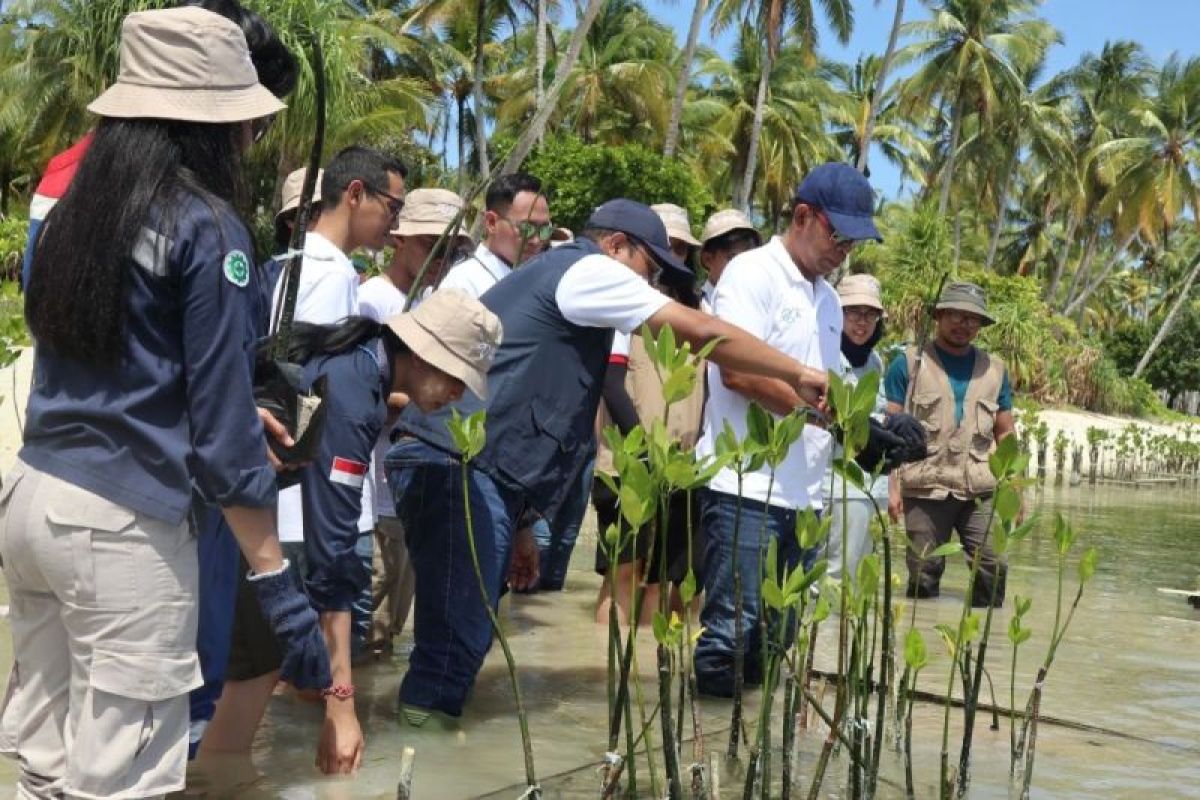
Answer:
[
  {"left": 21, "top": 193, "right": 276, "bottom": 524},
  {"left": 300, "top": 340, "right": 389, "bottom": 613},
  {"left": 400, "top": 239, "right": 613, "bottom": 517}
]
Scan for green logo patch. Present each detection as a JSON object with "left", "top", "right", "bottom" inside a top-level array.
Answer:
[{"left": 223, "top": 250, "right": 250, "bottom": 287}]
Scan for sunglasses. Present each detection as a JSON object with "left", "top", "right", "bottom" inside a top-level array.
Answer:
[
  {"left": 812, "top": 208, "right": 857, "bottom": 248},
  {"left": 500, "top": 217, "right": 556, "bottom": 242},
  {"left": 367, "top": 186, "right": 405, "bottom": 217}
]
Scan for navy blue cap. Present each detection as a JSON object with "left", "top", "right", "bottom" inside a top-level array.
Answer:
[
  {"left": 793, "top": 163, "right": 882, "bottom": 242},
  {"left": 584, "top": 198, "right": 692, "bottom": 282}
]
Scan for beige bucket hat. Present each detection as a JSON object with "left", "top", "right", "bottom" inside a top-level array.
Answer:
[
  {"left": 651, "top": 203, "right": 700, "bottom": 247},
  {"left": 386, "top": 289, "right": 503, "bottom": 400},
  {"left": 88, "top": 7, "right": 285, "bottom": 123},
  {"left": 276, "top": 167, "right": 324, "bottom": 223},
  {"left": 838, "top": 273, "right": 884, "bottom": 311},
  {"left": 391, "top": 188, "right": 472, "bottom": 246},
  {"left": 701, "top": 208, "right": 757, "bottom": 246}
]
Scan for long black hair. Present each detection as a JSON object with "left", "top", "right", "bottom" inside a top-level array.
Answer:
[
  {"left": 26, "top": 118, "right": 246, "bottom": 365},
  {"left": 264, "top": 317, "right": 408, "bottom": 366}
]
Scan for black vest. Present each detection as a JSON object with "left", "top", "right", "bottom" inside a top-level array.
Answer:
[{"left": 400, "top": 239, "right": 614, "bottom": 515}]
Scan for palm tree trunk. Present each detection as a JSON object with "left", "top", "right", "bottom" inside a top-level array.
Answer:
[
  {"left": 1062, "top": 224, "right": 1100, "bottom": 308},
  {"left": 938, "top": 98, "right": 963, "bottom": 216},
  {"left": 472, "top": 0, "right": 492, "bottom": 177},
  {"left": 738, "top": 41, "right": 773, "bottom": 211},
  {"left": 1044, "top": 211, "right": 1080, "bottom": 301},
  {"left": 856, "top": 0, "right": 906, "bottom": 173},
  {"left": 497, "top": 0, "right": 605, "bottom": 177},
  {"left": 984, "top": 150, "right": 1017, "bottom": 270},
  {"left": 663, "top": 0, "right": 709, "bottom": 158},
  {"left": 535, "top": 0, "right": 547, "bottom": 114},
  {"left": 1063, "top": 231, "right": 1136, "bottom": 318},
  {"left": 1133, "top": 251, "right": 1200, "bottom": 378},
  {"left": 457, "top": 94, "right": 467, "bottom": 194}
]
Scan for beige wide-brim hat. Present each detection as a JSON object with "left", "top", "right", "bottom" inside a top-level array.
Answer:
[
  {"left": 838, "top": 273, "right": 884, "bottom": 311},
  {"left": 391, "top": 187, "right": 472, "bottom": 246},
  {"left": 651, "top": 203, "right": 700, "bottom": 247},
  {"left": 88, "top": 7, "right": 285, "bottom": 124},
  {"left": 275, "top": 168, "right": 324, "bottom": 223},
  {"left": 386, "top": 288, "right": 503, "bottom": 401},
  {"left": 701, "top": 208, "right": 757, "bottom": 246}
]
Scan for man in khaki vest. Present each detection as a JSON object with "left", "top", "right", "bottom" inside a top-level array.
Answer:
[{"left": 884, "top": 282, "right": 1016, "bottom": 607}]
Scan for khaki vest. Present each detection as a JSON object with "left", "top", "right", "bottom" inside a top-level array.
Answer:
[
  {"left": 896, "top": 344, "right": 1005, "bottom": 500},
  {"left": 595, "top": 335, "right": 707, "bottom": 476}
]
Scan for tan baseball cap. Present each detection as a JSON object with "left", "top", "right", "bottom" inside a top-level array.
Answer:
[
  {"left": 651, "top": 203, "right": 700, "bottom": 247},
  {"left": 88, "top": 7, "right": 285, "bottom": 124},
  {"left": 701, "top": 208, "right": 757, "bottom": 246},
  {"left": 385, "top": 288, "right": 503, "bottom": 400},
  {"left": 275, "top": 167, "right": 324, "bottom": 223},
  {"left": 391, "top": 188, "right": 472, "bottom": 247},
  {"left": 838, "top": 273, "right": 884, "bottom": 311}
]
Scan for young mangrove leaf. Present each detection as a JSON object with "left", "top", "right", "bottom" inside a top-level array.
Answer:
[
  {"left": 832, "top": 457, "right": 868, "bottom": 492},
  {"left": 1007, "top": 615, "right": 1032, "bottom": 646},
  {"left": 661, "top": 363, "right": 698, "bottom": 405},
  {"left": 930, "top": 541, "right": 964, "bottom": 559},
  {"left": 652, "top": 610, "right": 671, "bottom": 645},
  {"left": 904, "top": 628, "right": 928, "bottom": 670},
  {"left": 761, "top": 578, "right": 786, "bottom": 611},
  {"left": 1078, "top": 547, "right": 1098, "bottom": 583},
  {"left": 694, "top": 336, "right": 726, "bottom": 362},
  {"left": 679, "top": 569, "right": 698, "bottom": 605},
  {"left": 1053, "top": 513, "right": 1076, "bottom": 555},
  {"left": 746, "top": 402, "right": 772, "bottom": 449},
  {"left": 995, "top": 483, "right": 1022, "bottom": 523}
]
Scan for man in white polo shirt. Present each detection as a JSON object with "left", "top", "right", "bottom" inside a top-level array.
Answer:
[
  {"left": 439, "top": 172, "right": 552, "bottom": 297},
  {"left": 693, "top": 163, "right": 882, "bottom": 697}
]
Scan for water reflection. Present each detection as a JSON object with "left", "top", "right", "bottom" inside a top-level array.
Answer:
[{"left": 0, "top": 484, "right": 1197, "bottom": 798}]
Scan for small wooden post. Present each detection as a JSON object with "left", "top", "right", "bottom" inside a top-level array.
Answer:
[{"left": 396, "top": 746, "right": 416, "bottom": 800}]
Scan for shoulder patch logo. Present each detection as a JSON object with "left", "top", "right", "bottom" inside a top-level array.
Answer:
[{"left": 223, "top": 250, "right": 250, "bottom": 288}]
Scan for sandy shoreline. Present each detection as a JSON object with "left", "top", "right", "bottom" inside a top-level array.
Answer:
[{"left": 1, "top": 346, "right": 1194, "bottom": 478}]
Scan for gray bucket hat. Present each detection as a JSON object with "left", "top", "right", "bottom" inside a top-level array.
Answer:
[{"left": 936, "top": 281, "right": 995, "bottom": 326}]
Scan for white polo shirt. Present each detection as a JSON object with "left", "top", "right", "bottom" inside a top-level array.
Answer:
[
  {"left": 438, "top": 242, "right": 511, "bottom": 298},
  {"left": 695, "top": 236, "right": 842, "bottom": 510}
]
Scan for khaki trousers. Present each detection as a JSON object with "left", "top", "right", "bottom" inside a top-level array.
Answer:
[
  {"left": 0, "top": 461, "right": 201, "bottom": 799},
  {"left": 903, "top": 494, "right": 1007, "bottom": 607},
  {"left": 369, "top": 516, "right": 415, "bottom": 646}
]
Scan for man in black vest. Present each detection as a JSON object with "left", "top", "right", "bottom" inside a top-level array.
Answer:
[{"left": 387, "top": 199, "right": 830, "bottom": 722}]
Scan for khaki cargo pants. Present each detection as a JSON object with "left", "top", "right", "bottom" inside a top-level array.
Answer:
[
  {"left": 369, "top": 516, "right": 415, "bottom": 647},
  {"left": 0, "top": 460, "right": 202, "bottom": 799}
]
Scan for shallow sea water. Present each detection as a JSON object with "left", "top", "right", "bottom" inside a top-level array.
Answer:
[{"left": 0, "top": 483, "right": 1197, "bottom": 798}]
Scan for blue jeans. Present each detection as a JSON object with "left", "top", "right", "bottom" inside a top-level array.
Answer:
[
  {"left": 188, "top": 504, "right": 239, "bottom": 758},
  {"left": 531, "top": 458, "right": 594, "bottom": 591},
  {"left": 386, "top": 439, "right": 522, "bottom": 717},
  {"left": 693, "top": 489, "right": 817, "bottom": 697},
  {"left": 350, "top": 530, "right": 374, "bottom": 656}
]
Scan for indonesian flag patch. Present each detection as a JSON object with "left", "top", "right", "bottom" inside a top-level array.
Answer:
[{"left": 329, "top": 457, "right": 368, "bottom": 489}]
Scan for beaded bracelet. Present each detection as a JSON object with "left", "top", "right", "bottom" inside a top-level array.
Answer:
[{"left": 322, "top": 683, "right": 356, "bottom": 700}]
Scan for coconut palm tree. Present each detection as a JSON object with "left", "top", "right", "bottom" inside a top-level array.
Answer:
[
  {"left": 827, "top": 54, "right": 929, "bottom": 182},
  {"left": 710, "top": 0, "right": 853, "bottom": 210},
  {"left": 898, "top": 0, "right": 1059, "bottom": 215},
  {"left": 663, "top": 0, "right": 710, "bottom": 158},
  {"left": 857, "top": 0, "right": 907, "bottom": 173}
]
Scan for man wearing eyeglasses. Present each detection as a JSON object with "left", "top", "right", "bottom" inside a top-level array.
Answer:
[
  {"left": 692, "top": 162, "right": 882, "bottom": 698},
  {"left": 439, "top": 172, "right": 553, "bottom": 298},
  {"left": 884, "top": 281, "right": 1016, "bottom": 608}
]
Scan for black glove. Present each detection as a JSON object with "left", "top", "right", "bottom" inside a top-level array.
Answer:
[
  {"left": 250, "top": 563, "right": 332, "bottom": 690},
  {"left": 854, "top": 414, "right": 929, "bottom": 474}
]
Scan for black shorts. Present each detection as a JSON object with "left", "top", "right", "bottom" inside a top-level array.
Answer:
[
  {"left": 224, "top": 542, "right": 309, "bottom": 682},
  {"left": 592, "top": 477, "right": 704, "bottom": 585}
]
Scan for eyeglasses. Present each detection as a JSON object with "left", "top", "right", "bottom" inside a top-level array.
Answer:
[
  {"left": 813, "top": 208, "right": 858, "bottom": 248},
  {"left": 368, "top": 186, "right": 405, "bottom": 217},
  {"left": 941, "top": 310, "right": 984, "bottom": 328},
  {"left": 844, "top": 307, "right": 882, "bottom": 323},
  {"left": 628, "top": 236, "right": 662, "bottom": 284},
  {"left": 501, "top": 217, "right": 556, "bottom": 242}
]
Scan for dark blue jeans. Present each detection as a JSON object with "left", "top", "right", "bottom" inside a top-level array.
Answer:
[
  {"left": 693, "top": 488, "right": 817, "bottom": 697},
  {"left": 386, "top": 438, "right": 522, "bottom": 717},
  {"left": 531, "top": 457, "right": 594, "bottom": 591}
]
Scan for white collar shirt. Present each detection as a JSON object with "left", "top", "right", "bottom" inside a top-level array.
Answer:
[
  {"left": 438, "top": 242, "right": 512, "bottom": 299},
  {"left": 695, "top": 236, "right": 843, "bottom": 510},
  {"left": 270, "top": 230, "right": 358, "bottom": 327}
]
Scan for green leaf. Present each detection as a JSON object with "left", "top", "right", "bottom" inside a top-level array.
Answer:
[
  {"left": 989, "top": 434, "right": 1021, "bottom": 479},
  {"left": 856, "top": 553, "right": 880, "bottom": 598},
  {"left": 746, "top": 402, "right": 773, "bottom": 448},
  {"left": 1014, "top": 595, "right": 1033, "bottom": 617},
  {"left": 662, "top": 363, "right": 697, "bottom": 405},
  {"left": 1053, "top": 513, "right": 1076, "bottom": 556},
  {"left": 994, "top": 484, "right": 1021, "bottom": 523},
  {"left": 640, "top": 323, "right": 658, "bottom": 367},
  {"left": 765, "top": 537, "right": 779, "bottom": 586},
  {"left": 694, "top": 335, "right": 725, "bottom": 363},
  {"left": 680, "top": 570, "right": 698, "bottom": 605},
  {"left": 603, "top": 523, "right": 622, "bottom": 549},
  {"left": 992, "top": 525, "right": 1009, "bottom": 555},
  {"left": 761, "top": 578, "right": 785, "bottom": 611},
  {"left": 832, "top": 458, "right": 867, "bottom": 491},
  {"left": 652, "top": 611, "right": 670, "bottom": 644},
  {"left": 930, "top": 541, "right": 964, "bottom": 559},
  {"left": 962, "top": 612, "right": 981, "bottom": 643},
  {"left": 851, "top": 371, "right": 881, "bottom": 417},
  {"left": 904, "top": 627, "right": 928, "bottom": 670},
  {"left": 663, "top": 458, "right": 696, "bottom": 490},
  {"left": 1007, "top": 615, "right": 1031, "bottom": 646},
  {"left": 1078, "top": 546, "right": 1098, "bottom": 583},
  {"left": 1009, "top": 514, "right": 1039, "bottom": 542}
]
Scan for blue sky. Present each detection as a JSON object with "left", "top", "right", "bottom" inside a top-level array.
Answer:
[{"left": 639, "top": 0, "right": 1200, "bottom": 199}]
